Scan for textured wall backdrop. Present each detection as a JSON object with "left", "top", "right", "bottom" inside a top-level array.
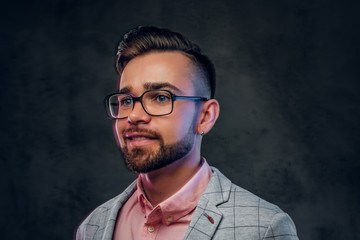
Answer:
[{"left": 1, "top": 0, "right": 359, "bottom": 239}]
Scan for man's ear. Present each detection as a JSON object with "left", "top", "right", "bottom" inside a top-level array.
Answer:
[{"left": 196, "top": 99, "right": 220, "bottom": 135}]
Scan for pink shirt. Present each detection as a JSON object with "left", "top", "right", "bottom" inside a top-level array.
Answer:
[{"left": 113, "top": 159, "right": 212, "bottom": 240}]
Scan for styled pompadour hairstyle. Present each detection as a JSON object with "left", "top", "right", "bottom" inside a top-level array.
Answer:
[{"left": 115, "top": 26, "right": 216, "bottom": 98}]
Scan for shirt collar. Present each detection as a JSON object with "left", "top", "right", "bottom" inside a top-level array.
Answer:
[{"left": 136, "top": 158, "right": 212, "bottom": 225}]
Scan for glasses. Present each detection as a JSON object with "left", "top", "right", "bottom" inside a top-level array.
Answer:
[{"left": 105, "top": 89, "right": 208, "bottom": 119}]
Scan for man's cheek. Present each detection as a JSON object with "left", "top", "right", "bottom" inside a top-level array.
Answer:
[{"left": 113, "top": 122, "right": 124, "bottom": 147}]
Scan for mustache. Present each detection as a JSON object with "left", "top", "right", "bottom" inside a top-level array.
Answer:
[{"left": 122, "top": 127, "right": 162, "bottom": 139}]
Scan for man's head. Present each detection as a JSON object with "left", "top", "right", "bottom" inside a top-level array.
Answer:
[{"left": 110, "top": 26, "right": 219, "bottom": 173}]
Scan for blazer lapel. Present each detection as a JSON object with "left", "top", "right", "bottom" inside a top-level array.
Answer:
[
  {"left": 184, "top": 167, "right": 232, "bottom": 240},
  {"left": 101, "top": 181, "right": 137, "bottom": 240}
]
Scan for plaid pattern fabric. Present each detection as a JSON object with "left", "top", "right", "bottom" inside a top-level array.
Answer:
[
  {"left": 75, "top": 167, "right": 298, "bottom": 240},
  {"left": 183, "top": 168, "right": 298, "bottom": 240}
]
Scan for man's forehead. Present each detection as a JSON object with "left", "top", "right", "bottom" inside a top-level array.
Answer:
[
  {"left": 118, "top": 82, "right": 183, "bottom": 94},
  {"left": 117, "top": 51, "right": 196, "bottom": 94}
]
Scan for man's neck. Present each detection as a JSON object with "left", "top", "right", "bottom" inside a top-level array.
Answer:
[{"left": 139, "top": 154, "right": 202, "bottom": 207}]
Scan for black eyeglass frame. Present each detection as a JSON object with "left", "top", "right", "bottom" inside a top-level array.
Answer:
[{"left": 104, "top": 89, "right": 209, "bottom": 119}]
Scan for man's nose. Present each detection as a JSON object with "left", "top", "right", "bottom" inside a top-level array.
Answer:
[{"left": 127, "top": 101, "right": 151, "bottom": 124}]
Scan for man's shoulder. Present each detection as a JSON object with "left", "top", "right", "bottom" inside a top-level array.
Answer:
[
  {"left": 208, "top": 166, "right": 281, "bottom": 212},
  {"left": 75, "top": 181, "right": 137, "bottom": 239},
  {"left": 195, "top": 167, "right": 298, "bottom": 240},
  {"left": 83, "top": 180, "right": 136, "bottom": 222},
  {"left": 218, "top": 174, "right": 284, "bottom": 224}
]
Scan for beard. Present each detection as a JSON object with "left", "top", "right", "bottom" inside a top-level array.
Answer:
[{"left": 120, "top": 129, "right": 195, "bottom": 173}]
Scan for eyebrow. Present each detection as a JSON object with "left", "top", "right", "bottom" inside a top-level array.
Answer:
[
  {"left": 119, "top": 82, "right": 183, "bottom": 94},
  {"left": 118, "top": 86, "right": 132, "bottom": 94},
  {"left": 144, "top": 82, "right": 182, "bottom": 93}
]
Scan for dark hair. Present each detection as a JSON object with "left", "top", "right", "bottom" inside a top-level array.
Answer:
[{"left": 115, "top": 26, "right": 216, "bottom": 98}]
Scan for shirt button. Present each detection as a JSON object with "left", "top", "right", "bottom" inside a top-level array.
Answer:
[
  {"left": 147, "top": 225, "right": 155, "bottom": 233},
  {"left": 167, "top": 216, "right": 173, "bottom": 222}
]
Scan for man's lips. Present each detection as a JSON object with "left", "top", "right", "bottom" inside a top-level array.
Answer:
[
  {"left": 124, "top": 132, "right": 158, "bottom": 141},
  {"left": 122, "top": 130, "right": 161, "bottom": 147}
]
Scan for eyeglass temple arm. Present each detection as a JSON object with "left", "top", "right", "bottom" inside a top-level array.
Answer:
[{"left": 173, "top": 96, "right": 209, "bottom": 101}]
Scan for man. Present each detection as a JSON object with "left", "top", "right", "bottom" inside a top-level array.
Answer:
[{"left": 76, "top": 26, "right": 298, "bottom": 240}]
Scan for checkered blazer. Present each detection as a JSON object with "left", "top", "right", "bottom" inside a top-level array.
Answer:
[{"left": 76, "top": 167, "right": 298, "bottom": 240}]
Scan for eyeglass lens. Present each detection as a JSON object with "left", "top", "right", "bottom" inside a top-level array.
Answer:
[{"left": 108, "top": 90, "right": 173, "bottom": 118}]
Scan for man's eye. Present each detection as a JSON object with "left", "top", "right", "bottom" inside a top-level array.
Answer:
[
  {"left": 155, "top": 94, "right": 170, "bottom": 102},
  {"left": 120, "top": 98, "right": 133, "bottom": 106}
]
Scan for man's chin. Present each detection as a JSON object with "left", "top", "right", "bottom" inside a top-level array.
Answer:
[
  {"left": 125, "top": 158, "right": 160, "bottom": 173},
  {"left": 121, "top": 147, "right": 158, "bottom": 173},
  {"left": 120, "top": 132, "right": 194, "bottom": 173}
]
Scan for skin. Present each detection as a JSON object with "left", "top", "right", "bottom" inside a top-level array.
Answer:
[{"left": 113, "top": 51, "right": 220, "bottom": 206}]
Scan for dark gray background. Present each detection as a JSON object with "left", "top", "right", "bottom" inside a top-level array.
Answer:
[{"left": 1, "top": 0, "right": 359, "bottom": 239}]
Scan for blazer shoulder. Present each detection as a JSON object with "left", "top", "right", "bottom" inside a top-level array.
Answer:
[
  {"left": 81, "top": 180, "right": 136, "bottom": 225},
  {"left": 229, "top": 183, "right": 283, "bottom": 213},
  {"left": 204, "top": 167, "right": 298, "bottom": 239},
  {"left": 210, "top": 167, "right": 283, "bottom": 215},
  {"left": 75, "top": 181, "right": 137, "bottom": 240}
]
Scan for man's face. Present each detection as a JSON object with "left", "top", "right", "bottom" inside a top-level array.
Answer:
[{"left": 114, "top": 51, "right": 200, "bottom": 173}]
